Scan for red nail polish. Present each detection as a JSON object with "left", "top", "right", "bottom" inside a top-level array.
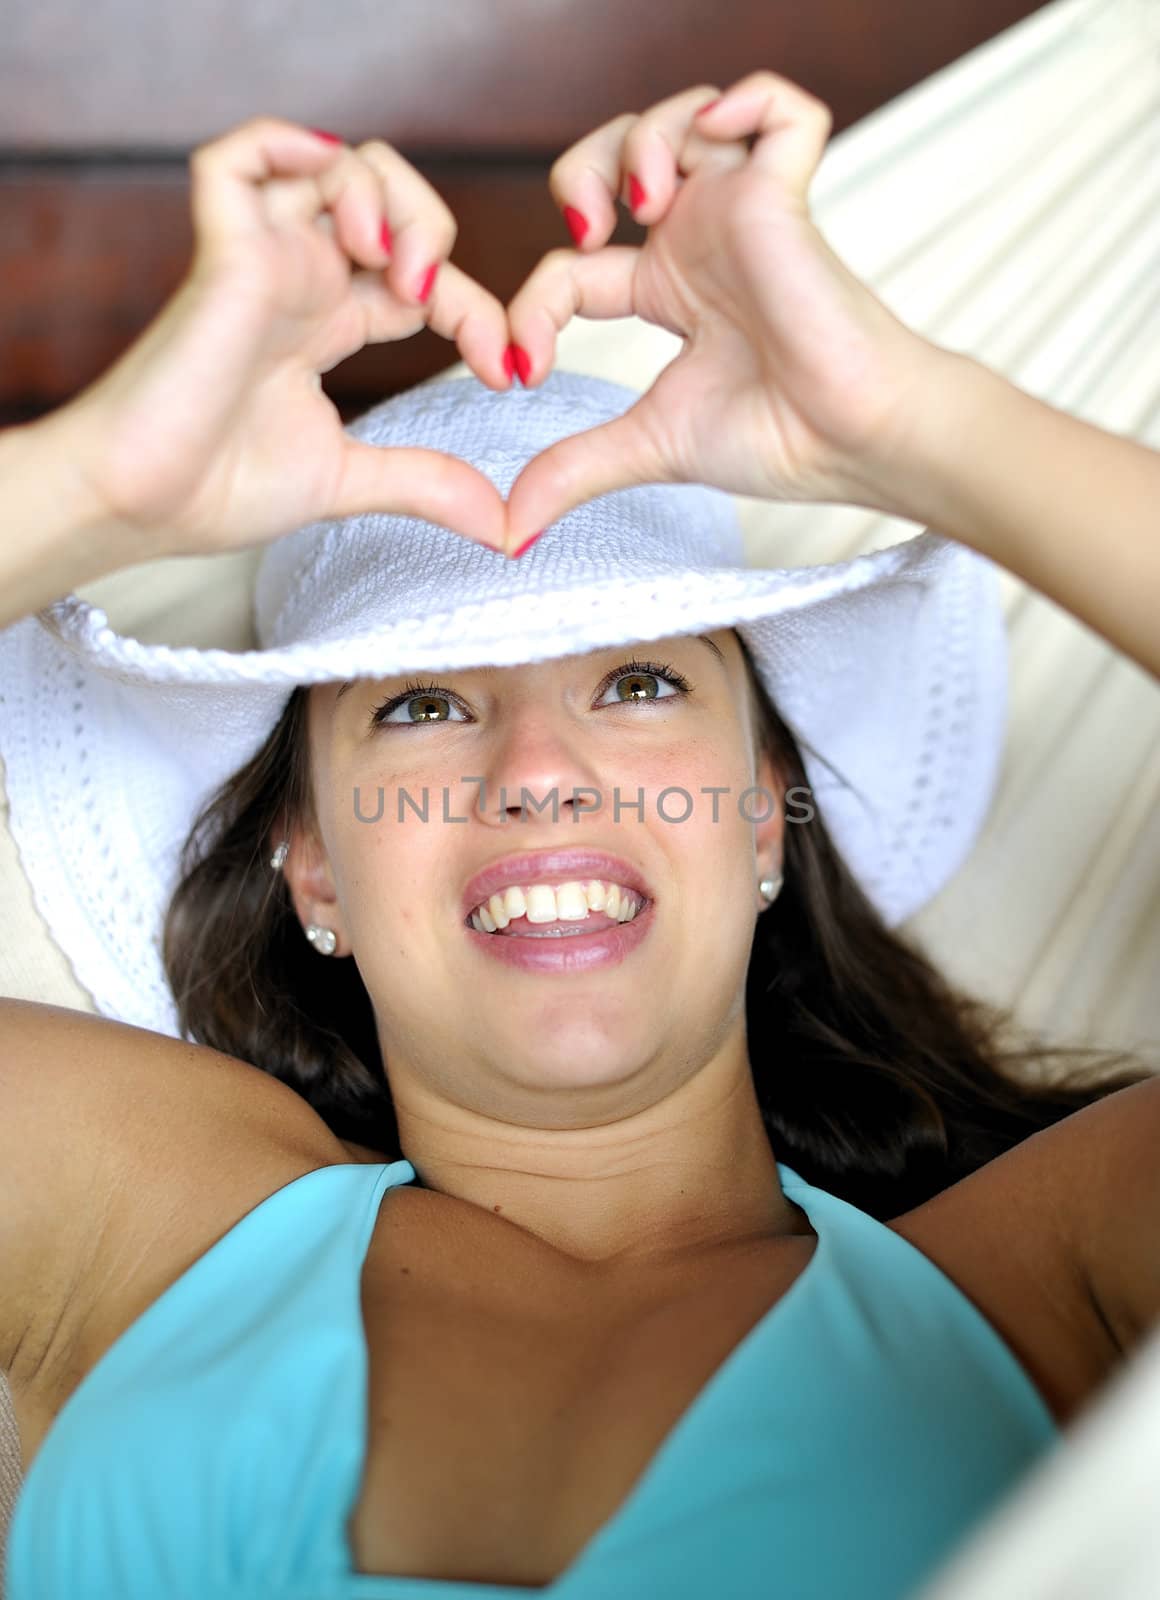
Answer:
[
  {"left": 628, "top": 173, "right": 647, "bottom": 213},
  {"left": 695, "top": 97, "right": 721, "bottom": 117},
  {"left": 309, "top": 127, "right": 343, "bottom": 144},
  {"left": 512, "top": 345, "right": 532, "bottom": 385},
  {"left": 502, "top": 344, "right": 516, "bottom": 382},
  {"left": 512, "top": 529, "right": 545, "bottom": 559},
  {"left": 416, "top": 263, "right": 438, "bottom": 303},
  {"left": 563, "top": 205, "right": 588, "bottom": 246},
  {"left": 380, "top": 219, "right": 393, "bottom": 255}
]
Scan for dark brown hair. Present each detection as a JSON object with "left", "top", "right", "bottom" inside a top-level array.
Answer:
[{"left": 162, "top": 637, "right": 1153, "bottom": 1218}]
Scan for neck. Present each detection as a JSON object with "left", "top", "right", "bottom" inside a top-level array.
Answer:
[{"left": 385, "top": 1042, "right": 805, "bottom": 1269}]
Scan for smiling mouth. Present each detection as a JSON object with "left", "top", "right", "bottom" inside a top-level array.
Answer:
[
  {"left": 464, "top": 876, "right": 651, "bottom": 936},
  {"left": 466, "top": 904, "right": 649, "bottom": 938}
]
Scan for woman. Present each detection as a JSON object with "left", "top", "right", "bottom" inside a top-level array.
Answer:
[{"left": 0, "top": 72, "right": 1157, "bottom": 1600}]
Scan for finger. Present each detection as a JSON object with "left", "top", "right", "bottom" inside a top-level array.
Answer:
[
  {"left": 189, "top": 116, "right": 347, "bottom": 249},
  {"left": 546, "top": 86, "right": 748, "bottom": 241},
  {"left": 691, "top": 70, "right": 833, "bottom": 203},
  {"left": 349, "top": 257, "right": 514, "bottom": 391},
  {"left": 332, "top": 442, "right": 509, "bottom": 550},
  {"left": 502, "top": 395, "right": 674, "bottom": 555},
  {"left": 316, "top": 150, "right": 397, "bottom": 271},
  {"left": 260, "top": 174, "right": 332, "bottom": 232},
  {"left": 613, "top": 84, "right": 747, "bottom": 224},
  {"left": 506, "top": 244, "right": 652, "bottom": 390},
  {"left": 355, "top": 140, "right": 458, "bottom": 309},
  {"left": 257, "top": 164, "right": 389, "bottom": 278},
  {"left": 545, "top": 111, "right": 636, "bottom": 249}
]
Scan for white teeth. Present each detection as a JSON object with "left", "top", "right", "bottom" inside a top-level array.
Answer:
[
  {"left": 553, "top": 883, "right": 591, "bottom": 921},
  {"left": 525, "top": 885, "right": 560, "bottom": 924},
  {"left": 467, "top": 877, "right": 646, "bottom": 932}
]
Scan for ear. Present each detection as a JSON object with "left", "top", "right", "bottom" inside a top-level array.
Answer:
[
  {"left": 751, "top": 741, "right": 786, "bottom": 906},
  {"left": 277, "top": 823, "right": 350, "bottom": 958}
]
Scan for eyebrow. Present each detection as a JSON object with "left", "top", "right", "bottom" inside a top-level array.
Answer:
[{"left": 333, "top": 632, "right": 725, "bottom": 702}]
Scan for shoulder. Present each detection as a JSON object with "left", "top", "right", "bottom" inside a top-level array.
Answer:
[
  {"left": 1030, "top": 1072, "right": 1160, "bottom": 1353},
  {"left": 0, "top": 997, "right": 332, "bottom": 1135},
  {"left": 892, "top": 1076, "right": 1160, "bottom": 1403},
  {"left": 0, "top": 997, "right": 343, "bottom": 1382}
]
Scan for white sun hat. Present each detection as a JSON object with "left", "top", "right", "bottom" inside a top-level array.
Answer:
[{"left": 0, "top": 368, "right": 1005, "bottom": 1040}]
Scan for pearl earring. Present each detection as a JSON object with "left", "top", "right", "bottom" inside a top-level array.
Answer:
[
  {"left": 305, "top": 924, "right": 338, "bottom": 956},
  {"left": 268, "top": 839, "right": 337, "bottom": 954},
  {"left": 758, "top": 870, "right": 783, "bottom": 906}
]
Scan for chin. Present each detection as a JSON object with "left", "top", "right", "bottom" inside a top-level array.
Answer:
[{"left": 498, "top": 1039, "right": 650, "bottom": 1094}]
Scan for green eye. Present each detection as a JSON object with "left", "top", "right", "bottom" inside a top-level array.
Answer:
[
  {"left": 401, "top": 693, "right": 459, "bottom": 723},
  {"left": 368, "top": 657, "right": 693, "bottom": 730},
  {"left": 370, "top": 681, "right": 468, "bottom": 727},
  {"left": 617, "top": 673, "right": 659, "bottom": 701},
  {"left": 598, "top": 656, "right": 688, "bottom": 707}
]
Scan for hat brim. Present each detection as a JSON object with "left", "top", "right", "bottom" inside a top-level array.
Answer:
[{"left": 0, "top": 529, "right": 1004, "bottom": 1037}]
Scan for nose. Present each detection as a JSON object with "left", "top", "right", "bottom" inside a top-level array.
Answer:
[{"left": 473, "top": 707, "right": 604, "bottom": 831}]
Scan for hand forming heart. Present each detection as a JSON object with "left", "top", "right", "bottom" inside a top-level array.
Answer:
[{"left": 48, "top": 74, "right": 937, "bottom": 567}]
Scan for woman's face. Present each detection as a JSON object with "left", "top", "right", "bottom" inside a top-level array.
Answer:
[{"left": 297, "top": 628, "right": 783, "bottom": 1126}]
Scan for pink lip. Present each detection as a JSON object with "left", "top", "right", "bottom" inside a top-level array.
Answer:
[
  {"left": 464, "top": 897, "right": 655, "bottom": 974},
  {"left": 460, "top": 848, "right": 654, "bottom": 921}
]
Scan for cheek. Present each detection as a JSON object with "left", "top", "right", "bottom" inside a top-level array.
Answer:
[
  {"left": 630, "top": 742, "right": 757, "bottom": 912},
  {"left": 640, "top": 721, "right": 733, "bottom": 778},
  {"left": 331, "top": 799, "right": 445, "bottom": 944},
  {"left": 643, "top": 732, "right": 756, "bottom": 831}
]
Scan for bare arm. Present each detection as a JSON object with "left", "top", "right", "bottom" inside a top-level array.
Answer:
[
  {"left": 0, "top": 997, "right": 339, "bottom": 1384},
  {"left": 861, "top": 348, "right": 1160, "bottom": 681},
  {"left": 0, "top": 416, "right": 143, "bottom": 631},
  {"left": 1040, "top": 1073, "right": 1160, "bottom": 1356}
]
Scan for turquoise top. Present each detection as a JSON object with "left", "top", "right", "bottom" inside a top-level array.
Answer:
[{"left": 5, "top": 1158, "right": 1059, "bottom": 1600}]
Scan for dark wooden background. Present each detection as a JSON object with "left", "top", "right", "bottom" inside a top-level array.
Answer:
[{"left": 0, "top": 0, "right": 1048, "bottom": 427}]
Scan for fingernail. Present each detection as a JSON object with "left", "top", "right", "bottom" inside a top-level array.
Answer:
[
  {"left": 416, "top": 262, "right": 438, "bottom": 303},
  {"left": 502, "top": 343, "right": 531, "bottom": 386},
  {"left": 695, "top": 97, "right": 722, "bottom": 117},
  {"left": 511, "top": 529, "right": 545, "bottom": 559},
  {"left": 563, "top": 205, "right": 589, "bottom": 246},
  {"left": 380, "top": 219, "right": 393, "bottom": 255},
  {"left": 628, "top": 173, "right": 647, "bottom": 213},
  {"left": 309, "top": 127, "right": 343, "bottom": 144}
]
